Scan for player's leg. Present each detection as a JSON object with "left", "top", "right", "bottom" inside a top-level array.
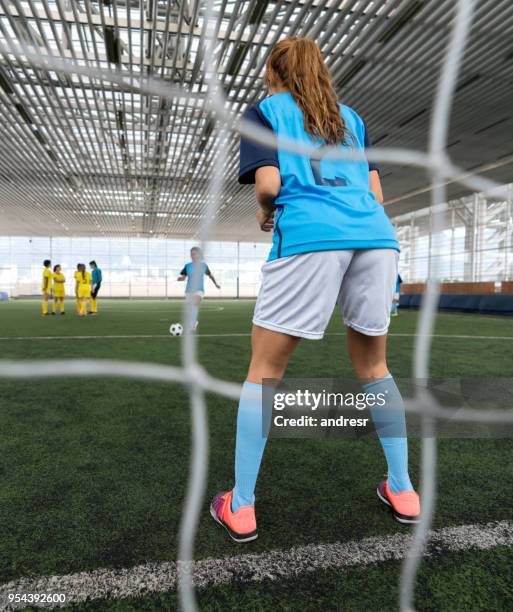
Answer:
[
  {"left": 80, "top": 296, "right": 87, "bottom": 316},
  {"left": 90, "top": 286, "right": 97, "bottom": 314},
  {"left": 347, "top": 329, "right": 412, "bottom": 487},
  {"left": 232, "top": 325, "right": 300, "bottom": 508},
  {"left": 52, "top": 296, "right": 57, "bottom": 314},
  {"left": 347, "top": 329, "right": 419, "bottom": 523},
  {"left": 189, "top": 292, "right": 202, "bottom": 330},
  {"left": 340, "top": 249, "right": 419, "bottom": 523},
  {"left": 391, "top": 294, "right": 399, "bottom": 316},
  {"left": 211, "top": 251, "right": 346, "bottom": 542},
  {"left": 60, "top": 297, "right": 65, "bottom": 314},
  {"left": 238, "top": 251, "right": 346, "bottom": 512},
  {"left": 42, "top": 292, "right": 49, "bottom": 315},
  {"left": 211, "top": 326, "right": 299, "bottom": 542}
]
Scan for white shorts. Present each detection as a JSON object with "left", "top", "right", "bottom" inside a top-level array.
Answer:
[
  {"left": 186, "top": 291, "right": 204, "bottom": 299},
  {"left": 253, "top": 249, "right": 398, "bottom": 339}
]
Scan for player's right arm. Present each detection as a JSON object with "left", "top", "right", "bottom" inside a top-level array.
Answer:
[
  {"left": 369, "top": 171, "right": 383, "bottom": 204},
  {"left": 177, "top": 266, "right": 187, "bottom": 281},
  {"left": 239, "top": 105, "right": 280, "bottom": 233},
  {"left": 255, "top": 166, "right": 280, "bottom": 231},
  {"left": 363, "top": 120, "right": 384, "bottom": 204},
  {"left": 43, "top": 269, "right": 52, "bottom": 291}
]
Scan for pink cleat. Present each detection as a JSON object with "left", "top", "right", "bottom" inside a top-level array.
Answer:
[
  {"left": 377, "top": 479, "right": 421, "bottom": 524},
  {"left": 210, "top": 490, "right": 258, "bottom": 543}
]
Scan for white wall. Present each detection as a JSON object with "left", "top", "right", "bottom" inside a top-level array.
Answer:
[{"left": 394, "top": 186, "right": 513, "bottom": 283}]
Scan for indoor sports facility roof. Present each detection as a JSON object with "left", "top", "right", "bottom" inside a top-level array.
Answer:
[{"left": 0, "top": 0, "right": 512, "bottom": 240}]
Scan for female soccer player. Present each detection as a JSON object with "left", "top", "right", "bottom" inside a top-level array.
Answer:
[
  {"left": 41, "top": 259, "right": 52, "bottom": 316},
  {"left": 74, "top": 264, "right": 82, "bottom": 314},
  {"left": 89, "top": 260, "right": 102, "bottom": 315},
  {"left": 52, "top": 264, "right": 66, "bottom": 315},
  {"left": 211, "top": 37, "right": 420, "bottom": 543},
  {"left": 177, "top": 246, "right": 220, "bottom": 331},
  {"left": 75, "top": 263, "right": 91, "bottom": 317}
]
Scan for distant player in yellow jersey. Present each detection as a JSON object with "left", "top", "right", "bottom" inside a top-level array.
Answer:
[
  {"left": 52, "top": 264, "right": 66, "bottom": 315},
  {"left": 75, "top": 263, "right": 91, "bottom": 317},
  {"left": 74, "top": 264, "right": 82, "bottom": 314},
  {"left": 41, "top": 259, "right": 52, "bottom": 316}
]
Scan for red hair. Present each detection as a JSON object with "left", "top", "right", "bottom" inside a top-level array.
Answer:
[{"left": 265, "top": 37, "right": 352, "bottom": 146}]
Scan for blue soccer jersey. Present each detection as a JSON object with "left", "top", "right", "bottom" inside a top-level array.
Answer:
[
  {"left": 239, "top": 92, "right": 399, "bottom": 261},
  {"left": 92, "top": 267, "right": 102, "bottom": 285},
  {"left": 181, "top": 261, "right": 211, "bottom": 293}
]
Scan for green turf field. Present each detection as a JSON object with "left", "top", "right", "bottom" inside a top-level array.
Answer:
[{"left": 0, "top": 300, "right": 512, "bottom": 611}]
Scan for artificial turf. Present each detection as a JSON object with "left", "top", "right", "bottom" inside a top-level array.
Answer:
[
  {"left": 0, "top": 299, "right": 512, "bottom": 610},
  {"left": 60, "top": 546, "right": 513, "bottom": 612}
]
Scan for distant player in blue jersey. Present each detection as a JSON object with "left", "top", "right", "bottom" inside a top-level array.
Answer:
[
  {"left": 391, "top": 274, "right": 403, "bottom": 317},
  {"left": 211, "top": 37, "right": 420, "bottom": 543},
  {"left": 178, "top": 247, "right": 220, "bottom": 331},
  {"left": 89, "top": 261, "right": 102, "bottom": 315}
]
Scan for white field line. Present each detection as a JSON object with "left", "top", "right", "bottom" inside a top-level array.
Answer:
[
  {"left": 0, "top": 520, "right": 511, "bottom": 610},
  {"left": 0, "top": 332, "right": 513, "bottom": 341},
  {"left": 2, "top": 300, "right": 254, "bottom": 305},
  {"left": 0, "top": 333, "right": 252, "bottom": 340},
  {"left": 106, "top": 308, "right": 225, "bottom": 313}
]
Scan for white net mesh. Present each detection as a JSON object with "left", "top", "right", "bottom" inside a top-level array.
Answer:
[{"left": 1, "top": 0, "right": 512, "bottom": 610}]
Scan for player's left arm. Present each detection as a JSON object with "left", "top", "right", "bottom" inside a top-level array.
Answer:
[{"left": 206, "top": 267, "right": 221, "bottom": 289}]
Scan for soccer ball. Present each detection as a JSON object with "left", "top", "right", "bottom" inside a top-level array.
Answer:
[{"left": 169, "top": 323, "right": 183, "bottom": 336}]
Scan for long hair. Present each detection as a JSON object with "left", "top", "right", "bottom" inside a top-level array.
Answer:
[
  {"left": 264, "top": 37, "right": 352, "bottom": 146},
  {"left": 79, "top": 263, "right": 86, "bottom": 281}
]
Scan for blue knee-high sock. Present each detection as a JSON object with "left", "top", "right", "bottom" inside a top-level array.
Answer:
[
  {"left": 190, "top": 304, "right": 198, "bottom": 327},
  {"left": 232, "top": 381, "right": 268, "bottom": 511},
  {"left": 363, "top": 375, "right": 412, "bottom": 493}
]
